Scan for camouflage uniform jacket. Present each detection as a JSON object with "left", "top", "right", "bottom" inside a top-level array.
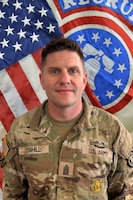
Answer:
[{"left": 1, "top": 99, "right": 133, "bottom": 200}]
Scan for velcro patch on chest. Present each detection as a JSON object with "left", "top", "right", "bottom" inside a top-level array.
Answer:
[{"left": 19, "top": 145, "right": 49, "bottom": 155}]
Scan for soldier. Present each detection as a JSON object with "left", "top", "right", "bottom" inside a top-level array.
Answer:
[{"left": 0, "top": 38, "right": 133, "bottom": 199}]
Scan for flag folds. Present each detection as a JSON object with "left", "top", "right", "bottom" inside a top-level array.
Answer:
[{"left": 0, "top": 0, "right": 133, "bottom": 190}]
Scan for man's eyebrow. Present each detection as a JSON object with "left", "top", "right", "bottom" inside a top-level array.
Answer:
[{"left": 49, "top": 66, "right": 60, "bottom": 69}]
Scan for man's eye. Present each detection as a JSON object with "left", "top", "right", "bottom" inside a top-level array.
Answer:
[
  {"left": 69, "top": 68, "right": 78, "bottom": 74},
  {"left": 50, "top": 69, "right": 59, "bottom": 74}
]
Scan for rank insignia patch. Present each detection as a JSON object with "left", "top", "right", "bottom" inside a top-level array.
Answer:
[{"left": 58, "top": 161, "right": 74, "bottom": 177}]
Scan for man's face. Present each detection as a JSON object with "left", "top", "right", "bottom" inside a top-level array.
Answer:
[{"left": 40, "top": 50, "right": 87, "bottom": 109}]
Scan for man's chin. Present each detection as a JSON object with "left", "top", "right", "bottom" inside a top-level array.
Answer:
[{"left": 55, "top": 100, "right": 75, "bottom": 108}]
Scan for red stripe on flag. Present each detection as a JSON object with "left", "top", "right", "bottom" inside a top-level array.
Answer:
[
  {"left": 0, "top": 91, "right": 15, "bottom": 132},
  {"left": 6, "top": 63, "right": 41, "bottom": 111},
  {"left": 32, "top": 48, "right": 43, "bottom": 70}
]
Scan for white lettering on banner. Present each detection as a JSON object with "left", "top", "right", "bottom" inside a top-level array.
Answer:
[
  {"left": 79, "top": 0, "right": 90, "bottom": 6},
  {"left": 64, "top": 0, "right": 76, "bottom": 9},
  {"left": 63, "top": 0, "right": 133, "bottom": 21},
  {"left": 121, "top": 0, "right": 133, "bottom": 20},
  {"left": 105, "top": 0, "right": 118, "bottom": 8}
]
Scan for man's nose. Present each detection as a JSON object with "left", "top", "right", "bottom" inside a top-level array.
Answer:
[{"left": 59, "top": 71, "right": 70, "bottom": 84}]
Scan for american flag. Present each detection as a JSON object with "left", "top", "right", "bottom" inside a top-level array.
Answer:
[
  {"left": 0, "top": 0, "right": 63, "bottom": 187},
  {"left": 0, "top": 0, "right": 102, "bottom": 135},
  {"left": 0, "top": 0, "right": 133, "bottom": 190},
  {"left": 0, "top": 0, "right": 63, "bottom": 133}
]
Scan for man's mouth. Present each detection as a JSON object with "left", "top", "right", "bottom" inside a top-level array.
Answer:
[{"left": 56, "top": 89, "right": 73, "bottom": 93}]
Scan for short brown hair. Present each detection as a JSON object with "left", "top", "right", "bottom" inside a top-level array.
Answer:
[{"left": 41, "top": 37, "right": 84, "bottom": 65}]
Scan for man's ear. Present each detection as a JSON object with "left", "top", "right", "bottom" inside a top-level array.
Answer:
[
  {"left": 39, "top": 72, "right": 45, "bottom": 90},
  {"left": 83, "top": 72, "right": 88, "bottom": 89}
]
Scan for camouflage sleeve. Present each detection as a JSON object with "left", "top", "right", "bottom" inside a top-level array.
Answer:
[
  {"left": 108, "top": 122, "right": 133, "bottom": 200},
  {"left": 1, "top": 120, "right": 28, "bottom": 200}
]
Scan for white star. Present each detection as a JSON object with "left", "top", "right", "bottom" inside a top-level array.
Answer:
[
  {"left": 17, "top": 29, "right": 26, "bottom": 39},
  {"left": 13, "top": 0, "right": 22, "bottom": 10},
  {"left": 30, "top": 32, "right": 39, "bottom": 42},
  {"left": 46, "top": 23, "right": 55, "bottom": 33},
  {"left": 22, "top": 17, "right": 30, "bottom": 26},
  {"left": 1, "top": 0, "right": 9, "bottom": 6},
  {"left": 113, "top": 48, "right": 122, "bottom": 57},
  {"left": 0, "top": 10, "right": 5, "bottom": 19},
  {"left": 92, "top": 32, "right": 100, "bottom": 42},
  {"left": 114, "top": 79, "right": 123, "bottom": 88},
  {"left": 26, "top": 4, "right": 35, "bottom": 14},
  {"left": 0, "top": 52, "right": 5, "bottom": 59},
  {"left": 117, "top": 63, "right": 126, "bottom": 73},
  {"left": 38, "top": 7, "right": 48, "bottom": 17},
  {"left": 34, "top": 20, "right": 43, "bottom": 30},
  {"left": 77, "top": 34, "right": 86, "bottom": 44},
  {"left": 0, "top": 38, "right": 9, "bottom": 47},
  {"left": 5, "top": 26, "right": 14, "bottom": 35},
  {"left": 106, "top": 90, "right": 114, "bottom": 99},
  {"left": 103, "top": 37, "right": 112, "bottom": 47},
  {"left": 13, "top": 42, "right": 22, "bottom": 51},
  {"left": 9, "top": 13, "right": 18, "bottom": 23}
]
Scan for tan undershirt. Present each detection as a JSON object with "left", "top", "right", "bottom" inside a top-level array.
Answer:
[{"left": 45, "top": 105, "right": 83, "bottom": 141}]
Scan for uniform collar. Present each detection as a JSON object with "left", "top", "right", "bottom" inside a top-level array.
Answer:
[
  {"left": 30, "top": 98, "right": 95, "bottom": 130},
  {"left": 29, "top": 100, "right": 48, "bottom": 129}
]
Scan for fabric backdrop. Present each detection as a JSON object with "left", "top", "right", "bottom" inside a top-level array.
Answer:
[{"left": 0, "top": 0, "right": 133, "bottom": 189}]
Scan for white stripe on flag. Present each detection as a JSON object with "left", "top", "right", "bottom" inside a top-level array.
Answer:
[
  {"left": 46, "top": 0, "right": 62, "bottom": 22},
  {"left": 0, "top": 121, "right": 7, "bottom": 141},
  {"left": 0, "top": 121, "right": 7, "bottom": 154},
  {"left": 0, "top": 69, "right": 28, "bottom": 118},
  {"left": 19, "top": 54, "right": 47, "bottom": 103},
  {"left": 61, "top": 10, "right": 133, "bottom": 37}
]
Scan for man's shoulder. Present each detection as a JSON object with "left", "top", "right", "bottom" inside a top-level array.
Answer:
[
  {"left": 10, "top": 102, "right": 46, "bottom": 131},
  {"left": 16, "top": 104, "right": 41, "bottom": 121}
]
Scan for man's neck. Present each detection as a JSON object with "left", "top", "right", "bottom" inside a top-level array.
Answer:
[{"left": 47, "top": 101, "right": 83, "bottom": 121}]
